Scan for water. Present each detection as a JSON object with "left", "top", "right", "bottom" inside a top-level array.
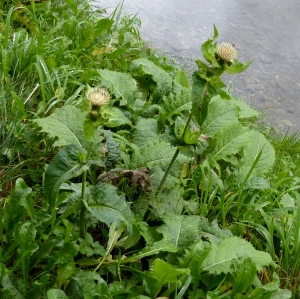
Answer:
[{"left": 94, "top": 0, "right": 300, "bottom": 133}]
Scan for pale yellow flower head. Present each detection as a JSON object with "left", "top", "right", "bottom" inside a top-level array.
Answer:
[
  {"left": 86, "top": 87, "right": 111, "bottom": 107},
  {"left": 216, "top": 42, "right": 237, "bottom": 62}
]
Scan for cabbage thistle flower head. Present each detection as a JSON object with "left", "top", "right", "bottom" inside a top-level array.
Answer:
[
  {"left": 86, "top": 87, "right": 111, "bottom": 107},
  {"left": 216, "top": 42, "right": 237, "bottom": 63}
]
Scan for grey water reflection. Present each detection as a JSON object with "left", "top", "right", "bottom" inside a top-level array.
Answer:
[{"left": 94, "top": 0, "right": 300, "bottom": 133}]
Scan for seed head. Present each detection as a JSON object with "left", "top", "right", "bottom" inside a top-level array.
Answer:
[
  {"left": 86, "top": 87, "right": 111, "bottom": 107},
  {"left": 216, "top": 42, "right": 237, "bottom": 62}
]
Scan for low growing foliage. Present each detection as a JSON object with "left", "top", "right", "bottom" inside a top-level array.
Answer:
[{"left": 0, "top": 0, "right": 298, "bottom": 298}]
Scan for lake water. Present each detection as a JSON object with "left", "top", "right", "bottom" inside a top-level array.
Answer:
[{"left": 93, "top": 0, "right": 300, "bottom": 133}]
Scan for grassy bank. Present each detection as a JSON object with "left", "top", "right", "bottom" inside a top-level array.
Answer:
[{"left": 1, "top": 0, "right": 300, "bottom": 298}]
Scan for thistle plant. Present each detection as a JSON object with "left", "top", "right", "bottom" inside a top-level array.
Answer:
[
  {"left": 80, "top": 87, "right": 112, "bottom": 237},
  {"left": 156, "top": 25, "right": 251, "bottom": 195}
]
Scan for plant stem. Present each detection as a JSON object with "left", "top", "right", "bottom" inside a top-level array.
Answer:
[
  {"left": 155, "top": 148, "right": 180, "bottom": 196},
  {"left": 0, "top": 198, "right": 3, "bottom": 247},
  {"left": 79, "top": 142, "right": 94, "bottom": 238},
  {"left": 155, "top": 111, "right": 194, "bottom": 196}
]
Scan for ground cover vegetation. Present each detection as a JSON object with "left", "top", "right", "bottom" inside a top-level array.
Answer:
[{"left": 1, "top": 0, "right": 300, "bottom": 298}]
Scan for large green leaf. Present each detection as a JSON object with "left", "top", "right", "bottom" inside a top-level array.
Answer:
[
  {"left": 174, "top": 68, "right": 191, "bottom": 88},
  {"left": 100, "top": 106, "right": 132, "bottom": 128},
  {"left": 15, "top": 222, "right": 37, "bottom": 250},
  {"left": 1, "top": 271, "right": 26, "bottom": 299},
  {"left": 130, "top": 58, "right": 173, "bottom": 99},
  {"left": 3, "top": 179, "right": 32, "bottom": 245},
  {"left": 192, "top": 73, "right": 217, "bottom": 126},
  {"left": 225, "top": 59, "right": 252, "bottom": 74},
  {"left": 201, "top": 236, "right": 273, "bottom": 275},
  {"left": 151, "top": 259, "right": 187, "bottom": 297},
  {"left": 242, "top": 130, "right": 275, "bottom": 176},
  {"left": 55, "top": 261, "right": 76, "bottom": 289},
  {"left": 150, "top": 186, "right": 184, "bottom": 216},
  {"left": 132, "top": 117, "right": 158, "bottom": 149},
  {"left": 201, "top": 95, "right": 240, "bottom": 136},
  {"left": 139, "top": 139, "right": 190, "bottom": 169},
  {"left": 230, "top": 98, "right": 260, "bottom": 119},
  {"left": 84, "top": 184, "right": 133, "bottom": 233},
  {"left": 98, "top": 69, "right": 137, "bottom": 105},
  {"left": 33, "top": 106, "right": 86, "bottom": 148},
  {"left": 161, "top": 89, "right": 192, "bottom": 123},
  {"left": 231, "top": 258, "right": 257, "bottom": 296},
  {"left": 72, "top": 271, "right": 112, "bottom": 299},
  {"left": 157, "top": 213, "right": 200, "bottom": 248},
  {"left": 187, "top": 241, "right": 211, "bottom": 288},
  {"left": 210, "top": 123, "right": 250, "bottom": 161},
  {"left": 44, "top": 144, "right": 88, "bottom": 207},
  {"left": 47, "top": 289, "right": 68, "bottom": 299}
]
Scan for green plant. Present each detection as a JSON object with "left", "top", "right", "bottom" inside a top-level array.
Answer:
[{"left": 0, "top": 0, "right": 297, "bottom": 298}]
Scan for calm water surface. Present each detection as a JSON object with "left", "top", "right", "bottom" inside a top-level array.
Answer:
[{"left": 94, "top": 0, "right": 300, "bottom": 132}]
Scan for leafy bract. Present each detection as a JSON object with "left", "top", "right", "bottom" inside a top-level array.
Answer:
[
  {"left": 98, "top": 69, "right": 137, "bottom": 105},
  {"left": 201, "top": 236, "right": 273, "bottom": 275},
  {"left": 210, "top": 123, "right": 250, "bottom": 161},
  {"left": 231, "top": 98, "right": 260, "bottom": 119},
  {"left": 84, "top": 184, "right": 133, "bottom": 233},
  {"left": 201, "top": 95, "right": 240, "bottom": 136},
  {"left": 100, "top": 106, "right": 132, "bottom": 128},
  {"left": 225, "top": 59, "right": 252, "bottom": 74},
  {"left": 157, "top": 213, "right": 200, "bottom": 248},
  {"left": 242, "top": 130, "right": 275, "bottom": 176},
  {"left": 130, "top": 58, "right": 173, "bottom": 98},
  {"left": 33, "top": 105, "right": 86, "bottom": 148},
  {"left": 201, "top": 24, "right": 218, "bottom": 65},
  {"left": 44, "top": 144, "right": 88, "bottom": 207}
]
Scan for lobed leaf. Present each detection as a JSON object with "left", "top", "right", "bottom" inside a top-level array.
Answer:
[
  {"left": 157, "top": 213, "right": 200, "bottom": 248},
  {"left": 242, "top": 130, "right": 275, "bottom": 176},
  {"left": 132, "top": 117, "right": 158, "bottom": 149},
  {"left": 44, "top": 144, "right": 88, "bottom": 207},
  {"left": 201, "top": 236, "right": 273, "bottom": 275},
  {"left": 230, "top": 98, "right": 260, "bottom": 119},
  {"left": 210, "top": 123, "right": 250, "bottom": 161},
  {"left": 201, "top": 95, "right": 240, "bottom": 136},
  {"left": 33, "top": 105, "right": 86, "bottom": 148},
  {"left": 84, "top": 184, "right": 133, "bottom": 233},
  {"left": 130, "top": 58, "right": 173, "bottom": 99},
  {"left": 98, "top": 69, "right": 137, "bottom": 105}
]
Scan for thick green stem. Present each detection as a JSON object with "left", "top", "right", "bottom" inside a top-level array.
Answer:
[
  {"left": 80, "top": 142, "right": 94, "bottom": 237},
  {"left": 155, "top": 111, "right": 194, "bottom": 196}
]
